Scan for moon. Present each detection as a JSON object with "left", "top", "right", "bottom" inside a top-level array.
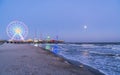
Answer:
[{"left": 84, "top": 25, "right": 87, "bottom": 29}]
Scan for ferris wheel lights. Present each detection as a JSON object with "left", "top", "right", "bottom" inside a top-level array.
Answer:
[
  {"left": 6, "top": 20, "right": 28, "bottom": 41},
  {"left": 15, "top": 28, "right": 22, "bottom": 34}
]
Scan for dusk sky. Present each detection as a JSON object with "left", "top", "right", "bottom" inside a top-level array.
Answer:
[{"left": 0, "top": 0, "right": 120, "bottom": 42}]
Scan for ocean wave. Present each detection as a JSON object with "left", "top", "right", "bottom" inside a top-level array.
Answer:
[
  {"left": 89, "top": 51, "right": 120, "bottom": 57},
  {"left": 39, "top": 43, "right": 120, "bottom": 75}
]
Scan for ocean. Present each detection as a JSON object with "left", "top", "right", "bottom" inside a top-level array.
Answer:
[{"left": 37, "top": 43, "right": 120, "bottom": 75}]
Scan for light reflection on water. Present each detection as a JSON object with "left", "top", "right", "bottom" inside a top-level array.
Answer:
[
  {"left": 45, "top": 44, "right": 51, "bottom": 50},
  {"left": 41, "top": 44, "right": 60, "bottom": 54},
  {"left": 38, "top": 43, "right": 120, "bottom": 75}
]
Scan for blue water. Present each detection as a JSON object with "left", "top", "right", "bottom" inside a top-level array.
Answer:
[{"left": 38, "top": 43, "right": 120, "bottom": 75}]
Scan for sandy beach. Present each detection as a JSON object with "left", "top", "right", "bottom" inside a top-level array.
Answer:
[{"left": 0, "top": 43, "right": 104, "bottom": 75}]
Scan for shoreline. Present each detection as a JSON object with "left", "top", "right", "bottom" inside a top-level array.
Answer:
[
  {"left": 40, "top": 47, "right": 105, "bottom": 75},
  {"left": 0, "top": 43, "right": 105, "bottom": 75}
]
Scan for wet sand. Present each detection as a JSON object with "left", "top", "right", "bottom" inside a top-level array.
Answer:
[{"left": 0, "top": 44, "right": 104, "bottom": 75}]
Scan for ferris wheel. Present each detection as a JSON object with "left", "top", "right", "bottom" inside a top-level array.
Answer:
[{"left": 6, "top": 20, "right": 28, "bottom": 41}]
